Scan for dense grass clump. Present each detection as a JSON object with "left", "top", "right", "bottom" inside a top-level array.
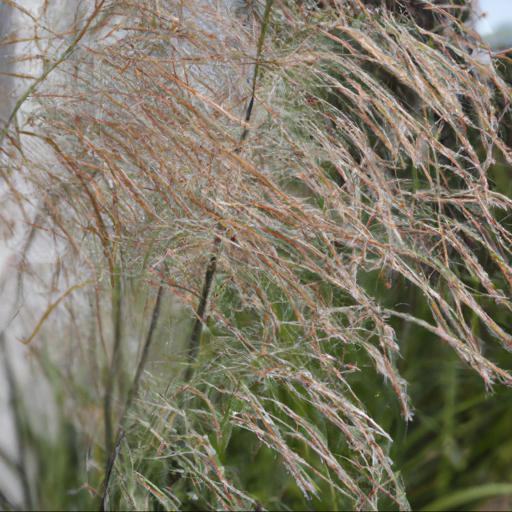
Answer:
[{"left": 1, "top": 0, "right": 512, "bottom": 510}]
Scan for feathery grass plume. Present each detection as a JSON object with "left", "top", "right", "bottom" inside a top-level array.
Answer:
[{"left": 1, "top": 0, "right": 512, "bottom": 510}]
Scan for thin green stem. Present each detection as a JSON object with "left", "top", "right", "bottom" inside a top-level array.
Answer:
[
  {"left": 184, "top": 0, "right": 275, "bottom": 380},
  {"left": 99, "top": 283, "right": 165, "bottom": 511},
  {"left": 421, "top": 483, "right": 512, "bottom": 511}
]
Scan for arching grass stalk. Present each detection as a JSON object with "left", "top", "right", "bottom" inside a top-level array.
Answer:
[
  {"left": 103, "top": 265, "right": 123, "bottom": 457},
  {"left": 184, "top": 0, "right": 275, "bottom": 381},
  {"left": 99, "top": 283, "right": 165, "bottom": 511}
]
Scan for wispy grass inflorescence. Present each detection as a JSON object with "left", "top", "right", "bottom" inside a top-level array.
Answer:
[{"left": 1, "top": 0, "right": 512, "bottom": 510}]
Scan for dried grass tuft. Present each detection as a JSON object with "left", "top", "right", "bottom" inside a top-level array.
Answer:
[{"left": 1, "top": 0, "right": 511, "bottom": 510}]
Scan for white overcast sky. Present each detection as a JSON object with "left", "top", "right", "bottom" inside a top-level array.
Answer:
[{"left": 477, "top": 0, "right": 512, "bottom": 34}]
